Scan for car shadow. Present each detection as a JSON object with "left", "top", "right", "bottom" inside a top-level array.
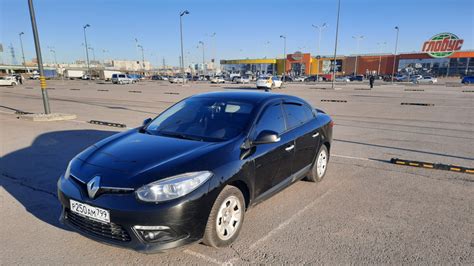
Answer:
[{"left": 0, "top": 129, "right": 118, "bottom": 229}]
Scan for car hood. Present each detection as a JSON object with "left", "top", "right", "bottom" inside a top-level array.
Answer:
[{"left": 76, "top": 130, "right": 224, "bottom": 179}]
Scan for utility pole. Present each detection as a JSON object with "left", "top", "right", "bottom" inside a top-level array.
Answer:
[
  {"left": 83, "top": 24, "right": 91, "bottom": 79},
  {"left": 19, "top": 32, "right": 27, "bottom": 72},
  {"left": 391, "top": 26, "right": 399, "bottom": 84},
  {"left": 28, "top": 0, "right": 51, "bottom": 114},
  {"left": 179, "top": 10, "right": 190, "bottom": 85},
  {"left": 352, "top": 35, "right": 364, "bottom": 76},
  {"left": 331, "top": 0, "right": 341, "bottom": 89},
  {"left": 280, "top": 35, "right": 287, "bottom": 82}
]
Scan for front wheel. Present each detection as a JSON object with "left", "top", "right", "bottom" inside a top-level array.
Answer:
[
  {"left": 306, "top": 145, "right": 329, "bottom": 182},
  {"left": 203, "top": 185, "right": 245, "bottom": 247}
]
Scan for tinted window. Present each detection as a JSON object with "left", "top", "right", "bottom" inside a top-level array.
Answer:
[
  {"left": 253, "top": 103, "right": 285, "bottom": 137},
  {"left": 112, "top": 74, "right": 117, "bottom": 78},
  {"left": 146, "top": 98, "right": 254, "bottom": 141},
  {"left": 283, "top": 103, "right": 310, "bottom": 129}
]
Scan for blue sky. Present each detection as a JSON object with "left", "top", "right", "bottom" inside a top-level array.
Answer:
[{"left": 1, "top": 0, "right": 473, "bottom": 66}]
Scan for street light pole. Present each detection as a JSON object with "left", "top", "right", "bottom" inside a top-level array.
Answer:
[
  {"left": 83, "top": 24, "right": 91, "bottom": 79},
  {"left": 312, "top": 23, "right": 327, "bottom": 81},
  {"left": 19, "top": 32, "right": 27, "bottom": 73},
  {"left": 179, "top": 10, "right": 190, "bottom": 85},
  {"left": 331, "top": 0, "right": 341, "bottom": 89},
  {"left": 391, "top": 26, "right": 399, "bottom": 84},
  {"left": 280, "top": 35, "right": 286, "bottom": 82},
  {"left": 28, "top": 0, "right": 50, "bottom": 114},
  {"left": 137, "top": 44, "right": 145, "bottom": 73},
  {"left": 352, "top": 35, "right": 364, "bottom": 76},
  {"left": 199, "top": 41, "right": 205, "bottom": 75},
  {"left": 377, "top": 42, "right": 386, "bottom": 76}
]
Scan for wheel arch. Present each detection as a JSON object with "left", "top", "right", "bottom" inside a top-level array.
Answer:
[{"left": 227, "top": 180, "right": 250, "bottom": 210}]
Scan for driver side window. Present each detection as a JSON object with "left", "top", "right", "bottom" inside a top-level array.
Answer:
[{"left": 253, "top": 103, "right": 285, "bottom": 138}]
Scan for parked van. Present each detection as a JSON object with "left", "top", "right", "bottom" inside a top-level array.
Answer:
[{"left": 112, "top": 74, "right": 133, "bottom": 84}]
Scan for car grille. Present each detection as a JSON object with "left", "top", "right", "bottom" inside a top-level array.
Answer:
[{"left": 65, "top": 209, "right": 131, "bottom": 242}]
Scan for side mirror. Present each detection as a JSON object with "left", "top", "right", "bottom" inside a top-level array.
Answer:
[
  {"left": 142, "top": 118, "right": 152, "bottom": 127},
  {"left": 253, "top": 130, "right": 280, "bottom": 145}
]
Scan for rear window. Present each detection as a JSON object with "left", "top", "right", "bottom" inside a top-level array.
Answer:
[{"left": 283, "top": 103, "right": 311, "bottom": 129}]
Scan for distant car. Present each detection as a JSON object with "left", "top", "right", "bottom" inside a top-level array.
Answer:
[
  {"left": 127, "top": 74, "right": 141, "bottom": 83},
  {"left": 280, "top": 76, "right": 293, "bottom": 82},
  {"left": 81, "top": 74, "right": 91, "bottom": 80},
  {"left": 256, "top": 76, "right": 282, "bottom": 90},
  {"left": 169, "top": 77, "right": 186, "bottom": 83},
  {"left": 151, "top": 75, "right": 162, "bottom": 80},
  {"left": 414, "top": 76, "right": 437, "bottom": 84},
  {"left": 0, "top": 76, "right": 18, "bottom": 86},
  {"left": 335, "top": 76, "right": 350, "bottom": 82},
  {"left": 461, "top": 76, "right": 474, "bottom": 84},
  {"left": 294, "top": 76, "right": 307, "bottom": 82},
  {"left": 210, "top": 77, "right": 225, "bottom": 84},
  {"left": 112, "top": 74, "right": 133, "bottom": 84},
  {"left": 29, "top": 73, "right": 40, "bottom": 80},
  {"left": 348, "top": 75, "right": 364, "bottom": 81},
  {"left": 235, "top": 76, "right": 250, "bottom": 84}
]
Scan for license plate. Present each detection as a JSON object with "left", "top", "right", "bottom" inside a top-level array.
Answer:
[{"left": 70, "top": 199, "right": 110, "bottom": 223}]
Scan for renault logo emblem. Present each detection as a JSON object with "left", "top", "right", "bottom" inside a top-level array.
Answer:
[{"left": 87, "top": 175, "right": 101, "bottom": 199}]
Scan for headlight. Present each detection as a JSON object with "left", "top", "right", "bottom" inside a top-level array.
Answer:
[{"left": 136, "top": 171, "right": 213, "bottom": 203}]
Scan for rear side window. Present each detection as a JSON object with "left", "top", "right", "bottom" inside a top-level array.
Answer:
[
  {"left": 253, "top": 103, "right": 285, "bottom": 137},
  {"left": 119, "top": 74, "right": 126, "bottom": 78},
  {"left": 283, "top": 103, "right": 311, "bottom": 129}
]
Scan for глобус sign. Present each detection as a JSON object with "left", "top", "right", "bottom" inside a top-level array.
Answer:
[{"left": 422, "top": 33, "right": 463, "bottom": 58}]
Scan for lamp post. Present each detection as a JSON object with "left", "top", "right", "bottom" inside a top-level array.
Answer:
[
  {"left": 179, "top": 10, "right": 189, "bottom": 85},
  {"left": 83, "top": 24, "right": 91, "bottom": 79},
  {"left": 391, "top": 26, "right": 399, "bottom": 84},
  {"left": 198, "top": 41, "right": 205, "bottom": 75},
  {"left": 28, "top": 0, "right": 50, "bottom": 114},
  {"left": 312, "top": 23, "right": 327, "bottom": 82},
  {"left": 377, "top": 42, "right": 386, "bottom": 76},
  {"left": 209, "top": 32, "right": 216, "bottom": 73},
  {"left": 280, "top": 35, "right": 286, "bottom": 82},
  {"left": 352, "top": 35, "right": 364, "bottom": 76},
  {"left": 88, "top": 47, "right": 96, "bottom": 62},
  {"left": 331, "top": 0, "right": 341, "bottom": 89},
  {"left": 137, "top": 44, "right": 145, "bottom": 73},
  {"left": 18, "top": 32, "right": 27, "bottom": 73}
]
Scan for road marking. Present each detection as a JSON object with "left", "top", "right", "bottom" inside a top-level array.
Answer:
[
  {"left": 249, "top": 182, "right": 341, "bottom": 250},
  {"left": 332, "top": 154, "right": 371, "bottom": 161},
  {"left": 183, "top": 249, "right": 227, "bottom": 265}
]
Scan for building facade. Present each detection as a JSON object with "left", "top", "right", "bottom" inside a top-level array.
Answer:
[{"left": 221, "top": 50, "right": 474, "bottom": 77}]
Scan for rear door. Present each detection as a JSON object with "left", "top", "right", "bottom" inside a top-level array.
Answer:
[
  {"left": 282, "top": 101, "right": 320, "bottom": 175},
  {"left": 250, "top": 101, "right": 294, "bottom": 198}
]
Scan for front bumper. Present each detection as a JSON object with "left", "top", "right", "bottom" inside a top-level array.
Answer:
[{"left": 57, "top": 174, "right": 218, "bottom": 253}]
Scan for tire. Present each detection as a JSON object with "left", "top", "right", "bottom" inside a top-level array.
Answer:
[
  {"left": 306, "top": 145, "right": 329, "bottom": 182},
  {"left": 11, "top": 82, "right": 16, "bottom": 86},
  {"left": 270, "top": 84, "right": 275, "bottom": 90},
  {"left": 119, "top": 81, "right": 123, "bottom": 85},
  {"left": 202, "top": 185, "right": 245, "bottom": 247}
]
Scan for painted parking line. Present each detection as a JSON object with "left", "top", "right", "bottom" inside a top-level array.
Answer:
[
  {"left": 248, "top": 182, "right": 342, "bottom": 250},
  {"left": 183, "top": 249, "right": 227, "bottom": 265},
  {"left": 332, "top": 154, "right": 371, "bottom": 161}
]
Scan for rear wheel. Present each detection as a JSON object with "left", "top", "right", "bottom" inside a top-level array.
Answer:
[
  {"left": 203, "top": 185, "right": 245, "bottom": 247},
  {"left": 306, "top": 145, "right": 329, "bottom": 182}
]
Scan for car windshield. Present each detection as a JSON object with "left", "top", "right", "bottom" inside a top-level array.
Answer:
[{"left": 145, "top": 97, "right": 255, "bottom": 142}]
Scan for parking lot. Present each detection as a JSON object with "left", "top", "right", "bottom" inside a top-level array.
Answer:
[{"left": 1, "top": 79, "right": 473, "bottom": 264}]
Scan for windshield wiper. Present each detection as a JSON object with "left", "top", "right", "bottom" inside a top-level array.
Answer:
[{"left": 157, "top": 131, "right": 203, "bottom": 141}]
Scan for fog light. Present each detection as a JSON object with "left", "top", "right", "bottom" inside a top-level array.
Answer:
[{"left": 133, "top": 225, "right": 178, "bottom": 243}]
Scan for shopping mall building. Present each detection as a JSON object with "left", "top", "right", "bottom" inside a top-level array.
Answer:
[{"left": 221, "top": 33, "right": 473, "bottom": 78}]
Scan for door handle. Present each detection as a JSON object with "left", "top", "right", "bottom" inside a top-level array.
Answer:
[
  {"left": 285, "top": 144, "right": 295, "bottom": 151},
  {"left": 312, "top": 132, "right": 320, "bottom": 138}
]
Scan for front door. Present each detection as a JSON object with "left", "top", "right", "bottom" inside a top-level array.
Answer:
[{"left": 249, "top": 101, "right": 294, "bottom": 199}]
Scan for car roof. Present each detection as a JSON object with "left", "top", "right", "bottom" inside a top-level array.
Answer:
[{"left": 192, "top": 91, "right": 307, "bottom": 105}]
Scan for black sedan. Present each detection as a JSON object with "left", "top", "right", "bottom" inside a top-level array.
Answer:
[{"left": 57, "top": 91, "right": 333, "bottom": 252}]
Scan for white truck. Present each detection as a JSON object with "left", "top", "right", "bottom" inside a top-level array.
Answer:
[
  {"left": 100, "top": 70, "right": 122, "bottom": 81},
  {"left": 64, "top": 70, "right": 85, "bottom": 79}
]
